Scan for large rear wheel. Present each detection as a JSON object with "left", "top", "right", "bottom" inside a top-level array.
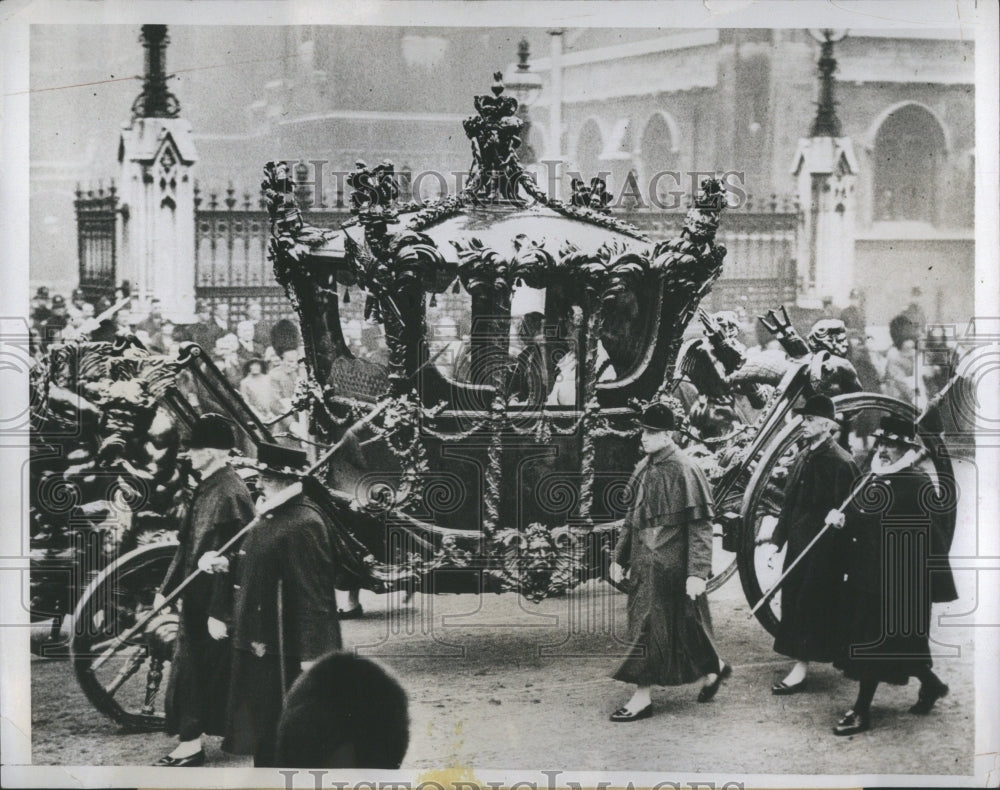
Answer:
[
  {"left": 736, "top": 393, "right": 955, "bottom": 635},
  {"left": 70, "top": 542, "right": 178, "bottom": 731}
]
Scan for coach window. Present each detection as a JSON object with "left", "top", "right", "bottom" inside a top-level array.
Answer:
[{"left": 425, "top": 284, "right": 473, "bottom": 383}]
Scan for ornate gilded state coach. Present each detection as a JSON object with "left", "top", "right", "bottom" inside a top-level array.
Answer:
[
  {"left": 259, "top": 72, "right": 731, "bottom": 601},
  {"left": 31, "top": 72, "right": 955, "bottom": 731}
]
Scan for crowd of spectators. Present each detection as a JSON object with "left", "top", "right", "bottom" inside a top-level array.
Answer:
[
  {"left": 32, "top": 280, "right": 957, "bottom": 424},
  {"left": 30, "top": 282, "right": 312, "bottom": 442}
]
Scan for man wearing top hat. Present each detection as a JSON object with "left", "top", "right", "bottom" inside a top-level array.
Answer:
[
  {"left": 221, "top": 442, "right": 342, "bottom": 766},
  {"left": 765, "top": 394, "right": 860, "bottom": 694},
  {"left": 827, "top": 415, "right": 957, "bottom": 735},
  {"left": 608, "top": 402, "right": 730, "bottom": 722},
  {"left": 154, "top": 414, "right": 255, "bottom": 766}
]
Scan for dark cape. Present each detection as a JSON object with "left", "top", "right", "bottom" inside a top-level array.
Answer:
[
  {"left": 771, "top": 437, "right": 859, "bottom": 663},
  {"left": 835, "top": 465, "right": 958, "bottom": 684},
  {"left": 160, "top": 464, "right": 254, "bottom": 739},
  {"left": 612, "top": 444, "right": 720, "bottom": 686},
  {"left": 224, "top": 492, "right": 343, "bottom": 765}
]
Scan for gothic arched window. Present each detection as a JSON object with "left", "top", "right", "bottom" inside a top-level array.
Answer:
[
  {"left": 639, "top": 112, "right": 680, "bottom": 206},
  {"left": 873, "top": 104, "right": 946, "bottom": 224}
]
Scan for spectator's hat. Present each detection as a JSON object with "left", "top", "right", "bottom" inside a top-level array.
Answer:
[
  {"left": 254, "top": 442, "right": 308, "bottom": 478},
  {"left": 50, "top": 294, "right": 66, "bottom": 308},
  {"left": 275, "top": 652, "right": 409, "bottom": 768},
  {"left": 35, "top": 286, "right": 49, "bottom": 300},
  {"left": 271, "top": 318, "right": 301, "bottom": 357},
  {"left": 872, "top": 415, "right": 921, "bottom": 449},
  {"left": 793, "top": 394, "right": 837, "bottom": 421},
  {"left": 639, "top": 401, "right": 676, "bottom": 432},
  {"left": 889, "top": 314, "right": 918, "bottom": 349},
  {"left": 187, "top": 413, "right": 237, "bottom": 450},
  {"left": 242, "top": 357, "right": 268, "bottom": 377}
]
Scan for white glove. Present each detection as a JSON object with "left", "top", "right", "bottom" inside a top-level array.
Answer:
[
  {"left": 153, "top": 592, "right": 167, "bottom": 611},
  {"left": 825, "top": 509, "right": 846, "bottom": 529},
  {"left": 686, "top": 576, "right": 707, "bottom": 599},
  {"left": 300, "top": 660, "right": 316, "bottom": 671},
  {"left": 609, "top": 561, "right": 626, "bottom": 585},
  {"left": 207, "top": 617, "right": 228, "bottom": 641},
  {"left": 197, "top": 550, "right": 229, "bottom": 574}
]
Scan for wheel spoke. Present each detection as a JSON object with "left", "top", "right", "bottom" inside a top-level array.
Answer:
[
  {"left": 71, "top": 542, "right": 179, "bottom": 730},
  {"left": 103, "top": 645, "right": 147, "bottom": 696}
]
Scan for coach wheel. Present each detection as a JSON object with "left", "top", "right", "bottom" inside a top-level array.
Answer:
[
  {"left": 736, "top": 393, "right": 955, "bottom": 636},
  {"left": 70, "top": 541, "right": 178, "bottom": 732},
  {"left": 705, "top": 483, "right": 746, "bottom": 594}
]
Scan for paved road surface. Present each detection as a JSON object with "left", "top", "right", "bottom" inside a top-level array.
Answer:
[{"left": 29, "top": 457, "right": 980, "bottom": 777}]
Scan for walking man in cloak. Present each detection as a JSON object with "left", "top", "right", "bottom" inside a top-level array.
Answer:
[
  {"left": 220, "top": 442, "right": 342, "bottom": 766},
  {"left": 155, "top": 414, "right": 255, "bottom": 766},
  {"left": 829, "top": 415, "right": 957, "bottom": 735},
  {"left": 766, "top": 394, "right": 859, "bottom": 694},
  {"left": 608, "top": 402, "right": 730, "bottom": 721}
]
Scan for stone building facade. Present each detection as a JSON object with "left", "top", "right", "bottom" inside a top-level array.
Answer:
[{"left": 31, "top": 26, "right": 975, "bottom": 325}]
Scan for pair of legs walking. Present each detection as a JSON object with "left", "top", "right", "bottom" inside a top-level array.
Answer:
[
  {"left": 835, "top": 666, "right": 949, "bottom": 735},
  {"left": 615, "top": 655, "right": 731, "bottom": 720}
]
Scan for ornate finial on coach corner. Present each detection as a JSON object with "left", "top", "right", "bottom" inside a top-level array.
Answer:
[
  {"left": 695, "top": 178, "right": 727, "bottom": 211},
  {"left": 570, "top": 177, "right": 613, "bottom": 214},
  {"left": 261, "top": 161, "right": 302, "bottom": 233},
  {"left": 347, "top": 159, "right": 399, "bottom": 238},
  {"left": 463, "top": 71, "right": 525, "bottom": 203}
]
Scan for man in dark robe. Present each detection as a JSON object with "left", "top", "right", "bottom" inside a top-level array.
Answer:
[
  {"left": 155, "top": 413, "right": 254, "bottom": 766},
  {"left": 829, "top": 415, "right": 957, "bottom": 735},
  {"left": 222, "top": 442, "right": 342, "bottom": 766},
  {"left": 766, "top": 394, "right": 859, "bottom": 694},
  {"left": 608, "top": 402, "right": 729, "bottom": 721}
]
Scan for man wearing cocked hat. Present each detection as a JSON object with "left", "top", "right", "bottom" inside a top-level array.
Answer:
[
  {"left": 155, "top": 414, "right": 255, "bottom": 766},
  {"left": 221, "top": 442, "right": 342, "bottom": 766},
  {"left": 827, "top": 415, "right": 957, "bottom": 735},
  {"left": 765, "top": 394, "right": 859, "bottom": 694},
  {"left": 608, "top": 402, "right": 730, "bottom": 721}
]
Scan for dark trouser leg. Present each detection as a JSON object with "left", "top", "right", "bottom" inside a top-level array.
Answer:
[
  {"left": 910, "top": 665, "right": 948, "bottom": 713},
  {"left": 170, "top": 614, "right": 207, "bottom": 742},
  {"left": 853, "top": 675, "right": 879, "bottom": 714},
  {"left": 915, "top": 665, "right": 943, "bottom": 689},
  {"left": 251, "top": 656, "right": 302, "bottom": 768}
]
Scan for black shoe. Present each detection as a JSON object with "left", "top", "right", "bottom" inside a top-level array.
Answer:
[
  {"left": 771, "top": 678, "right": 807, "bottom": 696},
  {"left": 338, "top": 605, "right": 364, "bottom": 620},
  {"left": 153, "top": 750, "right": 206, "bottom": 767},
  {"left": 697, "top": 662, "right": 732, "bottom": 703},
  {"left": 910, "top": 681, "right": 949, "bottom": 715},
  {"left": 609, "top": 704, "right": 652, "bottom": 722},
  {"left": 833, "top": 709, "right": 871, "bottom": 736}
]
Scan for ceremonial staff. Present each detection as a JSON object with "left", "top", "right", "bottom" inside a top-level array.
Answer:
[
  {"left": 89, "top": 397, "right": 392, "bottom": 670},
  {"left": 748, "top": 378, "right": 957, "bottom": 617},
  {"left": 749, "top": 465, "right": 878, "bottom": 617}
]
